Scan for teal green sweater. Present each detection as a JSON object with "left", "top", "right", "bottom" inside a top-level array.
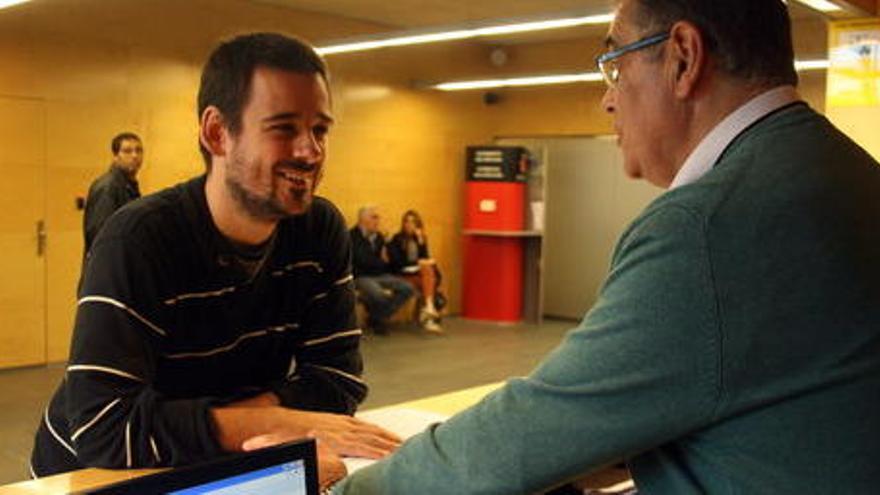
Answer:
[{"left": 337, "top": 104, "right": 880, "bottom": 494}]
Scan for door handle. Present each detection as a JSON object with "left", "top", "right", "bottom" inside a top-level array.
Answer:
[{"left": 36, "top": 219, "right": 46, "bottom": 257}]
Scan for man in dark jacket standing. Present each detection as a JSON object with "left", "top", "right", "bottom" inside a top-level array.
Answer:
[
  {"left": 350, "top": 206, "right": 414, "bottom": 334},
  {"left": 83, "top": 132, "right": 143, "bottom": 254}
]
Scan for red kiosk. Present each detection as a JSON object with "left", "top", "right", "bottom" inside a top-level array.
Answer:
[{"left": 462, "top": 146, "right": 530, "bottom": 323}]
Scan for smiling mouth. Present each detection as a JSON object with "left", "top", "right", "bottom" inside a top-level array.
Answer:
[{"left": 276, "top": 169, "right": 312, "bottom": 189}]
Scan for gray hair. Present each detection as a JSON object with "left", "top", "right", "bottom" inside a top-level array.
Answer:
[
  {"left": 632, "top": 0, "right": 798, "bottom": 87},
  {"left": 357, "top": 205, "right": 378, "bottom": 221}
]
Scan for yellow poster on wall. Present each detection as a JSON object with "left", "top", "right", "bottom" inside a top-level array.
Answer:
[{"left": 828, "top": 20, "right": 880, "bottom": 107}]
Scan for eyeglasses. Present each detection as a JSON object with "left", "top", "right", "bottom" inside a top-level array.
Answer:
[{"left": 595, "top": 32, "right": 670, "bottom": 87}]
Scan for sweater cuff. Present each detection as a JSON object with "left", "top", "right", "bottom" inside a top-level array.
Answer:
[
  {"left": 333, "top": 459, "right": 389, "bottom": 494},
  {"left": 162, "top": 397, "right": 225, "bottom": 461}
]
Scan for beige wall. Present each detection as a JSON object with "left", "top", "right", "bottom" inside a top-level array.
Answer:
[
  {"left": 0, "top": 1, "right": 831, "bottom": 365},
  {"left": 0, "top": 2, "right": 497, "bottom": 364}
]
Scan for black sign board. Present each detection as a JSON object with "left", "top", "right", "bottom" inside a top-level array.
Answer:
[{"left": 466, "top": 146, "right": 528, "bottom": 182}]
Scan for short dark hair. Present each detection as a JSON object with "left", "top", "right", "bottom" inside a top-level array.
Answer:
[
  {"left": 632, "top": 0, "right": 798, "bottom": 87},
  {"left": 111, "top": 132, "right": 141, "bottom": 154},
  {"left": 197, "top": 32, "right": 329, "bottom": 168}
]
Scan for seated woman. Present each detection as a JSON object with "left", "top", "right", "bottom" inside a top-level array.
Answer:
[{"left": 388, "top": 210, "right": 445, "bottom": 333}]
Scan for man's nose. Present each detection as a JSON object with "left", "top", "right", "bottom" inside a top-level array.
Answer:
[
  {"left": 601, "top": 86, "right": 616, "bottom": 114},
  {"left": 292, "top": 133, "right": 322, "bottom": 162}
]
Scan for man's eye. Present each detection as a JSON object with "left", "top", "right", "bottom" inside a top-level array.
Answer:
[
  {"left": 313, "top": 125, "right": 329, "bottom": 139},
  {"left": 270, "top": 124, "right": 297, "bottom": 135}
]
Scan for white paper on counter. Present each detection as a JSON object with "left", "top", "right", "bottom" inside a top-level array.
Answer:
[{"left": 342, "top": 408, "right": 448, "bottom": 474}]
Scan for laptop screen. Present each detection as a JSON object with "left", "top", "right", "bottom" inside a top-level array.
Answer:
[
  {"left": 80, "top": 440, "right": 318, "bottom": 495},
  {"left": 168, "top": 458, "right": 308, "bottom": 495}
]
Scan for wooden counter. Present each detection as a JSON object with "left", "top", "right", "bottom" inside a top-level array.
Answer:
[{"left": 0, "top": 382, "right": 630, "bottom": 493}]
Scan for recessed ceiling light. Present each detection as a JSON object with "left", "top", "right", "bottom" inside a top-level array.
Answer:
[
  {"left": 432, "top": 59, "right": 830, "bottom": 91},
  {"left": 0, "top": 0, "right": 31, "bottom": 9},
  {"left": 792, "top": 0, "right": 844, "bottom": 12},
  {"left": 433, "top": 73, "right": 604, "bottom": 91},
  {"left": 316, "top": 13, "right": 614, "bottom": 55},
  {"left": 794, "top": 59, "right": 831, "bottom": 70}
]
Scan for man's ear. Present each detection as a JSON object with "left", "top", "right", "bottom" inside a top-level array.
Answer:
[
  {"left": 666, "top": 20, "right": 706, "bottom": 99},
  {"left": 199, "top": 106, "right": 228, "bottom": 159}
]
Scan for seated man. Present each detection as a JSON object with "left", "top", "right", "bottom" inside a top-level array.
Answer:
[
  {"left": 31, "top": 33, "right": 398, "bottom": 490},
  {"left": 350, "top": 206, "right": 415, "bottom": 334}
]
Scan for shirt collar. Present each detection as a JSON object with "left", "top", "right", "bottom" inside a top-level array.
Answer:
[
  {"left": 357, "top": 226, "right": 376, "bottom": 241},
  {"left": 669, "top": 85, "right": 801, "bottom": 190},
  {"left": 110, "top": 164, "right": 139, "bottom": 187}
]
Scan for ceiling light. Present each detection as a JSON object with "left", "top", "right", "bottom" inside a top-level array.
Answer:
[
  {"left": 433, "top": 73, "right": 604, "bottom": 91},
  {"left": 432, "top": 59, "right": 830, "bottom": 91},
  {"left": 0, "top": 0, "right": 31, "bottom": 9},
  {"left": 316, "top": 13, "right": 614, "bottom": 56},
  {"left": 792, "top": 0, "right": 844, "bottom": 12},
  {"left": 795, "top": 59, "right": 831, "bottom": 70}
]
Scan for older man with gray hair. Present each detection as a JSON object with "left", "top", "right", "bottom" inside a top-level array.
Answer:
[
  {"left": 335, "top": 0, "right": 880, "bottom": 493},
  {"left": 350, "top": 206, "right": 415, "bottom": 334}
]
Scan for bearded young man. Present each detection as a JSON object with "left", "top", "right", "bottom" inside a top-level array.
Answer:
[
  {"left": 335, "top": 1, "right": 880, "bottom": 493},
  {"left": 32, "top": 33, "right": 398, "bottom": 488}
]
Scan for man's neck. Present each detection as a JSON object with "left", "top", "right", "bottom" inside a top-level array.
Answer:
[
  {"left": 669, "top": 80, "right": 781, "bottom": 184},
  {"left": 205, "top": 170, "right": 277, "bottom": 246},
  {"left": 112, "top": 164, "right": 135, "bottom": 180}
]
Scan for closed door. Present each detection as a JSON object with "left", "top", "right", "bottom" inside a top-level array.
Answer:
[
  {"left": 499, "top": 136, "right": 661, "bottom": 320},
  {"left": 542, "top": 137, "right": 659, "bottom": 319},
  {"left": 0, "top": 96, "right": 47, "bottom": 368}
]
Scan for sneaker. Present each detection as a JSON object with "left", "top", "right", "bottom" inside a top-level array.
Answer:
[
  {"left": 423, "top": 318, "right": 443, "bottom": 334},
  {"left": 419, "top": 308, "right": 439, "bottom": 325}
]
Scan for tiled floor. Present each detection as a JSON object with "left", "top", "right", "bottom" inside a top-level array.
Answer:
[{"left": 0, "top": 317, "right": 575, "bottom": 484}]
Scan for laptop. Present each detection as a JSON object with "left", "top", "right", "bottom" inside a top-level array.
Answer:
[{"left": 78, "top": 439, "right": 319, "bottom": 495}]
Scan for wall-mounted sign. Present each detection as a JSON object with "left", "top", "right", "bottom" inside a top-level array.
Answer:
[
  {"left": 466, "top": 146, "right": 529, "bottom": 182},
  {"left": 828, "top": 20, "right": 880, "bottom": 107}
]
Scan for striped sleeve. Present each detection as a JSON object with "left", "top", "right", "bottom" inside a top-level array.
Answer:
[
  {"left": 272, "top": 204, "right": 368, "bottom": 414},
  {"left": 65, "top": 233, "right": 222, "bottom": 469}
]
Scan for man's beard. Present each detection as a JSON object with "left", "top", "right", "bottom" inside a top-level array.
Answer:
[{"left": 225, "top": 151, "right": 314, "bottom": 221}]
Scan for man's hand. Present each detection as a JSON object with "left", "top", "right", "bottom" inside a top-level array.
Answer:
[
  {"left": 316, "top": 442, "right": 347, "bottom": 491},
  {"left": 235, "top": 409, "right": 402, "bottom": 458}
]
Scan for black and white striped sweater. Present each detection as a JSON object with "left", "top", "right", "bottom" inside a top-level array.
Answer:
[{"left": 32, "top": 175, "right": 366, "bottom": 476}]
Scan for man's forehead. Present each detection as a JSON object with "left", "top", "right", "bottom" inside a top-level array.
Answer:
[
  {"left": 606, "top": 1, "right": 635, "bottom": 47},
  {"left": 248, "top": 68, "right": 333, "bottom": 117}
]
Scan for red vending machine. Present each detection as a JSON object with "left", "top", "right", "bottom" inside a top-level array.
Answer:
[{"left": 462, "top": 146, "right": 529, "bottom": 323}]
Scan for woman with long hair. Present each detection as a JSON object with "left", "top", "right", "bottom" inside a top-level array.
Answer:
[{"left": 388, "top": 210, "right": 444, "bottom": 333}]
